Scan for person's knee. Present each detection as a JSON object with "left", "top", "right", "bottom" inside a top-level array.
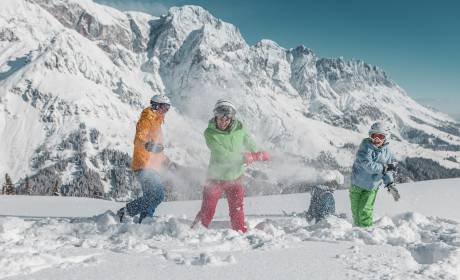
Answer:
[
  {"left": 155, "top": 186, "right": 165, "bottom": 202},
  {"left": 144, "top": 186, "right": 164, "bottom": 204},
  {"left": 151, "top": 187, "right": 165, "bottom": 201},
  {"left": 204, "top": 183, "right": 222, "bottom": 197}
]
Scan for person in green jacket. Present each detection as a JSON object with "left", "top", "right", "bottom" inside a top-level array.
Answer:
[{"left": 192, "top": 99, "right": 269, "bottom": 232}]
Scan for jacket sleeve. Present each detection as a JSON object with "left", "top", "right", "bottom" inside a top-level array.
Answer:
[
  {"left": 356, "top": 145, "right": 384, "bottom": 175},
  {"left": 243, "top": 128, "right": 258, "bottom": 152},
  {"left": 382, "top": 148, "right": 395, "bottom": 185},
  {"left": 385, "top": 149, "right": 394, "bottom": 164},
  {"left": 383, "top": 172, "right": 394, "bottom": 185},
  {"left": 134, "top": 113, "right": 160, "bottom": 145}
]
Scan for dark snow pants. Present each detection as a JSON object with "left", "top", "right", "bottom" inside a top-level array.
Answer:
[{"left": 126, "top": 169, "right": 165, "bottom": 221}]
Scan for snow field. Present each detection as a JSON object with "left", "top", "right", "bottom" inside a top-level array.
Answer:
[
  {"left": 1, "top": 211, "right": 459, "bottom": 279},
  {"left": 1, "top": 178, "right": 460, "bottom": 279}
]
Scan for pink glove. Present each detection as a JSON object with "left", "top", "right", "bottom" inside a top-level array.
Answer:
[
  {"left": 244, "top": 152, "right": 256, "bottom": 165},
  {"left": 256, "top": 151, "right": 270, "bottom": 161},
  {"left": 244, "top": 151, "right": 270, "bottom": 164}
]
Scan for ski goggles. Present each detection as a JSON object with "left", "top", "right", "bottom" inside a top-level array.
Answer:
[
  {"left": 214, "top": 106, "right": 235, "bottom": 119},
  {"left": 370, "top": 133, "right": 386, "bottom": 142},
  {"left": 216, "top": 115, "right": 232, "bottom": 122},
  {"left": 157, "top": 103, "right": 170, "bottom": 111}
]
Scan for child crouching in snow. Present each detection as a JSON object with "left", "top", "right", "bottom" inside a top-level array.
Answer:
[
  {"left": 306, "top": 185, "right": 336, "bottom": 223},
  {"left": 349, "top": 122, "right": 397, "bottom": 227}
]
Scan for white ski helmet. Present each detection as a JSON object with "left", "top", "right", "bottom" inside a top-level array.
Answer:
[
  {"left": 213, "top": 99, "right": 236, "bottom": 118},
  {"left": 150, "top": 94, "right": 171, "bottom": 110},
  {"left": 150, "top": 94, "right": 171, "bottom": 106},
  {"left": 368, "top": 122, "right": 391, "bottom": 138}
]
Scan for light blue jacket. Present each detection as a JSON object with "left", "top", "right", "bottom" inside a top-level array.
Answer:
[{"left": 351, "top": 138, "right": 394, "bottom": 191}]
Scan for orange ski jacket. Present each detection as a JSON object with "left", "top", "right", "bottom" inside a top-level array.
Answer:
[{"left": 131, "top": 107, "right": 166, "bottom": 171}]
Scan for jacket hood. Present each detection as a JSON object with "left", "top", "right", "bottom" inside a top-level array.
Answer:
[{"left": 142, "top": 107, "right": 165, "bottom": 123}]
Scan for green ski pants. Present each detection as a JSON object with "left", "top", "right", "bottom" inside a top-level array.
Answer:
[{"left": 349, "top": 185, "right": 378, "bottom": 227}]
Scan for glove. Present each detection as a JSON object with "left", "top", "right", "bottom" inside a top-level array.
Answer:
[
  {"left": 255, "top": 151, "right": 270, "bottom": 161},
  {"left": 305, "top": 211, "right": 314, "bottom": 222},
  {"left": 386, "top": 163, "right": 396, "bottom": 172},
  {"left": 385, "top": 182, "right": 400, "bottom": 201},
  {"left": 383, "top": 163, "right": 396, "bottom": 174},
  {"left": 144, "top": 141, "right": 164, "bottom": 153},
  {"left": 244, "top": 151, "right": 270, "bottom": 165},
  {"left": 244, "top": 152, "right": 255, "bottom": 165}
]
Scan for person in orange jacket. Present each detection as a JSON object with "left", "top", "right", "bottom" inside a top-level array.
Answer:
[{"left": 117, "top": 94, "right": 173, "bottom": 223}]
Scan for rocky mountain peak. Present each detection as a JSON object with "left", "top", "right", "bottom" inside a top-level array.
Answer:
[
  {"left": 1, "top": 0, "right": 459, "bottom": 199},
  {"left": 316, "top": 57, "right": 395, "bottom": 91}
]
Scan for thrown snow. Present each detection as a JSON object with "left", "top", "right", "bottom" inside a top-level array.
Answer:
[{"left": 1, "top": 178, "right": 460, "bottom": 279}]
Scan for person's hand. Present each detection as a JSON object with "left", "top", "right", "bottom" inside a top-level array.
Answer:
[
  {"left": 386, "top": 163, "right": 396, "bottom": 171},
  {"left": 305, "top": 211, "right": 314, "bottom": 222},
  {"left": 244, "top": 151, "right": 270, "bottom": 164},
  {"left": 385, "top": 182, "right": 400, "bottom": 201},
  {"left": 255, "top": 151, "right": 270, "bottom": 161},
  {"left": 383, "top": 163, "right": 396, "bottom": 174},
  {"left": 144, "top": 141, "right": 164, "bottom": 153},
  {"left": 244, "top": 152, "right": 255, "bottom": 165}
]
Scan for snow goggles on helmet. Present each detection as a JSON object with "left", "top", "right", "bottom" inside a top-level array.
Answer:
[
  {"left": 370, "top": 133, "right": 386, "bottom": 143},
  {"left": 216, "top": 115, "right": 232, "bottom": 123},
  {"left": 151, "top": 102, "right": 170, "bottom": 112},
  {"left": 214, "top": 105, "right": 235, "bottom": 119},
  {"left": 371, "top": 133, "right": 385, "bottom": 140}
]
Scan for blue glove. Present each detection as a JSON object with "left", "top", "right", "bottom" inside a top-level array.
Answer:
[{"left": 144, "top": 141, "right": 164, "bottom": 153}]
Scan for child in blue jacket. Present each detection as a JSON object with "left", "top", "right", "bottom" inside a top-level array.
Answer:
[{"left": 350, "top": 122, "right": 397, "bottom": 227}]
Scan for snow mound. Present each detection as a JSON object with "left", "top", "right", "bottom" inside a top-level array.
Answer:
[{"left": 1, "top": 211, "right": 459, "bottom": 279}]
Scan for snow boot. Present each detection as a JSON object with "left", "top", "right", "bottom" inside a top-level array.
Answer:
[
  {"left": 116, "top": 207, "right": 127, "bottom": 222},
  {"left": 138, "top": 212, "right": 149, "bottom": 224}
]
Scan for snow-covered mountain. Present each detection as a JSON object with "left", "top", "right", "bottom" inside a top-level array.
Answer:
[{"left": 1, "top": 0, "right": 459, "bottom": 199}]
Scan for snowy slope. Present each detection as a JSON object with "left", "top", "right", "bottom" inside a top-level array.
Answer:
[
  {"left": 0, "top": 0, "right": 459, "bottom": 198},
  {"left": 1, "top": 178, "right": 460, "bottom": 279}
]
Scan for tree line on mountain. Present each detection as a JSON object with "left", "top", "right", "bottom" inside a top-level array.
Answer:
[
  {"left": 3, "top": 156, "right": 459, "bottom": 200},
  {"left": 2, "top": 124, "right": 460, "bottom": 200}
]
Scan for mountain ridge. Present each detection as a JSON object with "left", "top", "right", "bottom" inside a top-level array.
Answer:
[{"left": 1, "top": 0, "right": 459, "bottom": 199}]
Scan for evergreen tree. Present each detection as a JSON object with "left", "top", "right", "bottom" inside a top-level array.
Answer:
[
  {"left": 25, "top": 176, "right": 32, "bottom": 195},
  {"left": 52, "top": 181, "right": 60, "bottom": 196},
  {"left": 3, "top": 173, "right": 15, "bottom": 195}
]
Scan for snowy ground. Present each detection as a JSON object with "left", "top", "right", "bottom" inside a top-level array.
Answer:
[{"left": 1, "top": 178, "right": 460, "bottom": 279}]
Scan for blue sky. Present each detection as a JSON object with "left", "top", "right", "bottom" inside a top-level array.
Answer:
[{"left": 96, "top": 0, "right": 460, "bottom": 120}]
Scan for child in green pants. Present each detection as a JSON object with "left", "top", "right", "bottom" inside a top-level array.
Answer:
[{"left": 350, "top": 122, "right": 396, "bottom": 227}]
